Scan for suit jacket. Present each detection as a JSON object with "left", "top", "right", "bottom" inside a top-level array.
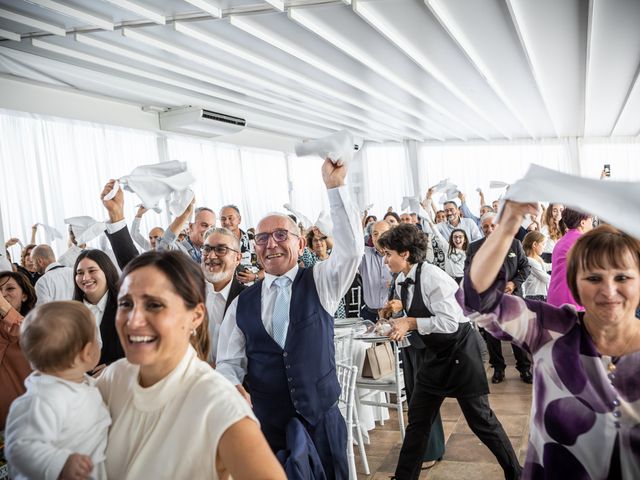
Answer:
[
  {"left": 99, "top": 293, "right": 125, "bottom": 365},
  {"left": 465, "top": 236, "right": 530, "bottom": 297},
  {"left": 225, "top": 277, "right": 245, "bottom": 314},
  {"left": 106, "top": 226, "right": 139, "bottom": 270}
]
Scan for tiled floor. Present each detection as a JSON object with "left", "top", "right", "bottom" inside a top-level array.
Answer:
[{"left": 355, "top": 349, "right": 532, "bottom": 479}]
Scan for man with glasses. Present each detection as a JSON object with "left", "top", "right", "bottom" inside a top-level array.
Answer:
[
  {"left": 436, "top": 200, "right": 482, "bottom": 243},
  {"left": 159, "top": 202, "right": 216, "bottom": 263},
  {"left": 200, "top": 227, "right": 245, "bottom": 365},
  {"left": 220, "top": 204, "right": 265, "bottom": 284},
  {"left": 217, "top": 158, "right": 363, "bottom": 479}
]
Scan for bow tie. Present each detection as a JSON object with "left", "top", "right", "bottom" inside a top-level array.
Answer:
[{"left": 398, "top": 277, "right": 415, "bottom": 288}]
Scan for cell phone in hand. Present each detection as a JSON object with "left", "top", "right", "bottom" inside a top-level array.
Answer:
[{"left": 604, "top": 164, "right": 611, "bottom": 177}]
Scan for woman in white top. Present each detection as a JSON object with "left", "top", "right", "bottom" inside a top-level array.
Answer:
[
  {"left": 73, "top": 250, "right": 124, "bottom": 367},
  {"left": 539, "top": 203, "right": 564, "bottom": 260},
  {"left": 521, "top": 231, "right": 552, "bottom": 300},
  {"left": 97, "top": 250, "right": 285, "bottom": 480}
]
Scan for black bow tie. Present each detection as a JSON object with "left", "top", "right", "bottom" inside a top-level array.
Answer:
[{"left": 398, "top": 277, "right": 415, "bottom": 288}]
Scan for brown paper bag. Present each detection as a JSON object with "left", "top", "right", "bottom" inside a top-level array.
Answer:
[{"left": 362, "top": 342, "right": 394, "bottom": 379}]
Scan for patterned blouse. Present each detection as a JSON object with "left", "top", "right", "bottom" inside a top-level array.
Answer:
[{"left": 460, "top": 277, "right": 640, "bottom": 479}]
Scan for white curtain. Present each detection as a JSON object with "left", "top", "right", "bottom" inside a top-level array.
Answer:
[
  {"left": 579, "top": 137, "right": 640, "bottom": 180},
  {"left": 360, "top": 143, "right": 413, "bottom": 217},
  {"left": 417, "top": 139, "right": 573, "bottom": 215},
  {"left": 0, "top": 109, "right": 161, "bottom": 257},
  {"left": 287, "top": 155, "right": 329, "bottom": 225}
]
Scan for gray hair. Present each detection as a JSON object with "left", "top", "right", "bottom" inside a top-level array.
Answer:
[
  {"left": 204, "top": 227, "right": 240, "bottom": 251},
  {"left": 258, "top": 213, "right": 299, "bottom": 233},
  {"left": 220, "top": 204, "right": 241, "bottom": 216},
  {"left": 480, "top": 212, "right": 497, "bottom": 224},
  {"left": 194, "top": 207, "right": 215, "bottom": 216},
  {"left": 31, "top": 244, "right": 56, "bottom": 262}
]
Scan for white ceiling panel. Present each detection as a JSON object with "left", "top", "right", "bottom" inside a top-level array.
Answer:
[
  {"left": 0, "top": 0, "right": 635, "bottom": 142},
  {"left": 585, "top": 0, "right": 640, "bottom": 136}
]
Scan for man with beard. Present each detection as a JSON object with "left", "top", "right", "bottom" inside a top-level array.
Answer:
[
  {"left": 436, "top": 200, "right": 482, "bottom": 243},
  {"left": 200, "top": 227, "right": 244, "bottom": 365}
]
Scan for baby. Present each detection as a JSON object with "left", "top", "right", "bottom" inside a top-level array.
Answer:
[{"left": 5, "top": 301, "right": 110, "bottom": 480}]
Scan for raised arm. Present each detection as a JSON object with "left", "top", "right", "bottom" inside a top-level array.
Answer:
[
  {"left": 469, "top": 201, "right": 539, "bottom": 293},
  {"left": 130, "top": 207, "right": 152, "bottom": 251},
  {"left": 101, "top": 180, "right": 139, "bottom": 269}
]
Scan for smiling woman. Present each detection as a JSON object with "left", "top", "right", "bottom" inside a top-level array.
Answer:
[
  {"left": 72, "top": 249, "right": 124, "bottom": 367},
  {"left": 96, "top": 251, "right": 285, "bottom": 480},
  {"left": 465, "top": 202, "right": 640, "bottom": 478}
]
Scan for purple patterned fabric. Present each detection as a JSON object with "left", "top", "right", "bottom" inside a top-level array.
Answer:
[
  {"left": 547, "top": 229, "right": 584, "bottom": 310},
  {"left": 459, "top": 279, "right": 640, "bottom": 479}
]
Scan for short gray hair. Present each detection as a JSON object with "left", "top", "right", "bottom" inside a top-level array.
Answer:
[
  {"left": 220, "top": 204, "right": 241, "bottom": 216},
  {"left": 258, "top": 213, "right": 299, "bottom": 233},
  {"left": 480, "top": 212, "right": 497, "bottom": 224},
  {"left": 204, "top": 227, "right": 240, "bottom": 251}
]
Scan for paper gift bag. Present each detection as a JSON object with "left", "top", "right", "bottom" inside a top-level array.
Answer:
[{"left": 362, "top": 343, "right": 394, "bottom": 379}]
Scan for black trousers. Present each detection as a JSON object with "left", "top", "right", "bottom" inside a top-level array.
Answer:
[
  {"left": 481, "top": 329, "right": 531, "bottom": 373},
  {"left": 394, "top": 387, "right": 521, "bottom": 480}
]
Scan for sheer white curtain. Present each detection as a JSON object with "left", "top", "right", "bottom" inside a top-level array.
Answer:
[
  {"left": 418, "top": 140, "right": 573, "bottom": 214},
  {"left": 579, "top": 137, "right": 640, "bottom": 180},
  {"left": 0, "top": 109, "right": 160, "bottom": 257},
  {"left": 361, "top": 143, "right": 413, "bottom": 217},
  {"left": 287, "top": 155, "right": 329, "bottom": 225}
]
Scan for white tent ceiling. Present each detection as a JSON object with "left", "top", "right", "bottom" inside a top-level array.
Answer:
[{"left": 0, "top": 0, "right": 639, "bottom": 143}]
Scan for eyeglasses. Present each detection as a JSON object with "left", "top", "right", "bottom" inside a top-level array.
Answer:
[
  {"left": 254, "top": 229, "right": 299, "bottom": 246},
  {"left": 200, "top": 245, "right": 238, "bottom": 256}
]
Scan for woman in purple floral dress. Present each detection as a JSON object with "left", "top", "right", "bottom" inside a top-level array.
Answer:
[{"left": 462, "top": 201, "right": 640, "bottom": 479}]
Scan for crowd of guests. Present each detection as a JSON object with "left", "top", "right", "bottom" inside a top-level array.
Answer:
[{"left": 1, "top": 163, "right": 639, "bottom": 480}]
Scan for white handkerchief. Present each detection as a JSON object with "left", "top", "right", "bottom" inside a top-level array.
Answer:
[
  {"left": 103, "top": 180, "right": 120, "bottom": 201},
  {"left": 401, "top": 196, "right": 422, "bottom": 213},
  {"left": 168, "top": 189, "right": 195, "bottom": 217},
  {"left": 64, "top": 216, "right": 107, "bottom": 244},
  {"left": 504, "top": 164, "right": 640, "bottom": 239},
  {"left": 113, "top": 160, "right": 196, "bottom": 211},
  {"left": 283, "top": 204, "right": 312, "bottom": 229},
  {"left": 432, "top": 178, "right": 457, "bottom": 193},
  {"left": 365, "top": 203, "right": 374, "bottom": 211},
  {"left": 136, "top": 203, "right": 162, "bottom": 214},
  {"left": 294, "top": 130, "right": 358, "bottom": 166},
  {"left": 490, "top": 180, "right": 509, "bottom": 189},
  {"left": 36, "top": 223, "right": 63, "bottom": 243}
]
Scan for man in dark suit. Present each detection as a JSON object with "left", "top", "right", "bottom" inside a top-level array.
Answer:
[{"left": 465, "top": 212, "right": 533, "bottom": 384}]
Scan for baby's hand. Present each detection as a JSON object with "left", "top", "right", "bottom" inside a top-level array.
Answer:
[{"left": 59, "top": 453, "right": 93, "bottom": 480}]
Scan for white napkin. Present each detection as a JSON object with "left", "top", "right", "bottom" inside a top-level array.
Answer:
[
  {"left": 490, "top": 180, "right": 509, "bottom": 189},
  {"left": 283, "top": 204, "right": 312, "bottom": 229},
  {"left": 294, "top": 130, "right": 360, "bottom": 166},
  {"left": 36, "top": 223, "right": 63, "bottom": 243},
  {"left": 103, "top": 160, "right": 196, "bottom": 211},
  {"left": 432, "top": 178, "right": 458, "bottom": 193},
  {"left": 504, "top": 164, "right": 640, "bottom": 239},
  {"left": 168, "top": 189, "right": 195, "bottom": 217},
  {"left": 64, "top": 216, "right": 106, "bottom": 244}
]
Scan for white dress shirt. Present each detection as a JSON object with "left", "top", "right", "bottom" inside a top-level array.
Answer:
[
  {"left": 395, "top": 262, "right": 469, "bottom": 335},
  {"left": 84, "top": 292, "right": 109, "bottom": 349},
  {"left": 206, "top": 280, "right": 232, "bottom": 364},
  {"left": 35, "top": 262, "right": 75, "bottom": 306},
  {"left": 130, "top": 217, "right": 151, "bottom": 252},
  {"left": 436, "top": 217, "right": 482, "bottom": 243},
  {"left": 216, "top": 186, "right": 364, "bottom": 385}
]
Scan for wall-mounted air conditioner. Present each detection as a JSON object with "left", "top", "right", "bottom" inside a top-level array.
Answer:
[{"left": 159, "top": 106, "right": 246, "bottom": 137}]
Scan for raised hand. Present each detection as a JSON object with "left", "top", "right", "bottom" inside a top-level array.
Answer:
[
  {"left": 321, "top": 157, "right": 347, "bottom": 189},
  {"left": 101, "top": 179, "right": 124, "bottom": 223}
]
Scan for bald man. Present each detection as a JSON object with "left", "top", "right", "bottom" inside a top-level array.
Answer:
[
  {"left": 358, "top": 220, "right": 394, "bottom": 321},
  {"left": 30, "top": 245, "right": 74, "bottom": 306}
]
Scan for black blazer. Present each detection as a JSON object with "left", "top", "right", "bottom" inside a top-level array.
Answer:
[
  {"left": 225, "top": 277, "right": 246, "bottom": 315},
  {"left": 465, "top": 237, "right": 530, "bottom": 297},
  {"left": 99, "top": 293, "right": 125, "bottom": 365},
  {"left": 106, "top": 226, "right": 139, "bottom": 270}
]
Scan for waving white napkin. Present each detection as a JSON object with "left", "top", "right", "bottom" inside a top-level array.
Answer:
[
  {"left": 103, "top": 160, "right": 196, "bottom": 211},
  {"left": 314, "top": 210, "right": 333, "bottom": 237},
  {"left": 504, "top": 164, "right": 640, "bottom": 239},
  {"left": 490, "top": 180, "right": 509, "bottom": 189},
  {"left": 36, "top": 223, "right": 63, "bottom": 243},
  {"left": 295, "top": 130, "right": 361, "bottom": 166},
  {"left": 168, "top": 189, "right": 195, "bottom": 218},
  {"left": 64, "top": 216, "right": 106, "bottom": 244}
]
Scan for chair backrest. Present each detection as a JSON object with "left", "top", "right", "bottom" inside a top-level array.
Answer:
[
  {"left": 334, "top": 328, "right": 355, "bottom": 366},
  {"left": 336, "top": 363, "right": 358, "bottom": 408},
  {"left": 345, "top": 285, "right": 362, "bottom": 317}
]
